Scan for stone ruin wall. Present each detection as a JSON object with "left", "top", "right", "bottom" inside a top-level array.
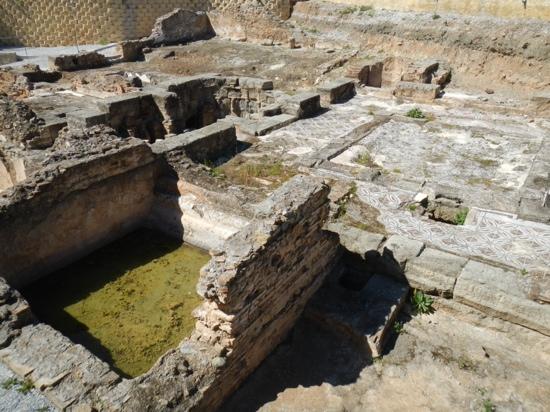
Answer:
[
  {"left": 0, "top": 139, "right": 158, "bottom": 289},
  {"left": 192, "top": 175, "right": 341, "bottom": 410},
  {"left": 0, "top": 173, "right": 342, "bottom": 410},
  {"left": 0, "top": 0, "right": 293, "bottom": 46}
]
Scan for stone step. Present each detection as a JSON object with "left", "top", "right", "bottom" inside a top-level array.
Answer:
[{"left": 306, "top": 273, "right": 409, "bottom": 357}]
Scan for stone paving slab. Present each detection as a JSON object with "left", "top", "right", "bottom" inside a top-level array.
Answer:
[
  {"left": 405, "top": 247, "right": 468, "bottom": 297},
  {"left": 454, "top": 260, "right": 550, "bottom": 336}
]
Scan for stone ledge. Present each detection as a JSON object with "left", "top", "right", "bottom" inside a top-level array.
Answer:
[
  {"left": 454, "top": 260, "right": 550, "bottom": 337},
  {"left": 404, "top": 247, "right": 468, "bottom": 297}
]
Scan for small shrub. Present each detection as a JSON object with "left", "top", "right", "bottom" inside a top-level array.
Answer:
[
  {"left": 406, "top": 108, "right": 426, "bottom": 119},
  {"left": 411, "top": 290, "right": 434, "bottom": 314},
  {"left": 482, "top": 398, "right": 496, "bottom": 412},
  {"left": 520, "top": 268, "right": 528, "bottom": 276},
  {"left": 355, "top": 152, "right": 376, "bottom": 167},
  {"left": 359, "top": 5, "right": 373, "bottom": 12},
  {"left": 339, "top": 6, "right": 357, "bottom": 16},
  {"left": 432, "top": 13, "right": 441, "bottom": 20},
  {"left": 393, "top": 321, "right": 404, "bottom": 334},
  {"left": 1, "top": 377, "right": 19, "bottom": 390},
  {"left": 408, "top": 204, "right": 417, "bottom": 212},
  {"left": 454, "top": 209, "right": 469, "bottom": 225}
]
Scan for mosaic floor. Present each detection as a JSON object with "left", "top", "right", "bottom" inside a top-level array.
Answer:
[{"left": 354, "top": 180, "right": 550, "bottom": 271}]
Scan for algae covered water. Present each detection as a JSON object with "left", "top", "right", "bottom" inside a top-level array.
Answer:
[{"left": 22, "top": 228, "right": 210, "bottom": 378}]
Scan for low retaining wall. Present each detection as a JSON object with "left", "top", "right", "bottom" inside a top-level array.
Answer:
[
  {"left": 326, "top": 0, "right": 550, "bottom": 20},
  {"left": 0, "top": 139, "right": 157, "bottom": 288}
]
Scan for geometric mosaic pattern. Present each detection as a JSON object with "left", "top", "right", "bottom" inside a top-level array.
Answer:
[{"left": 355, "top": 181, "right": 550, "bottom": 271}]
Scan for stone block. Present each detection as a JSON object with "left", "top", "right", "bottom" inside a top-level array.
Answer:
[
  {"left": 326, "top": 222, "right": 385, "bottom": 258},
  {"left": 239, "top": 77, "right": 274, "bottom": 91},
  {"left": 254, "top": 114, "right": 296, "bottom": 136},
  {"left": 282, "top": 92, "right": 321, "bottom": 118},
  {"left": 147, "top": 9, "right": 215, "bottom": 45},
  {"left": 393, "top": 81, "right": 441, "bottom": 102},
  {"left": 380, "top": 235, "right": 425, "bottom": 277},
  {"left": 66, "top": 109, "right": 108, "bottom": 129},
  {"left": 152, "top": 122, "right": 237, "bottom": 163},
  {"left": 259, "top": 103, "right": 282, "bottom": 117},
  {"left": 454, "top": 260, "right": 550, "bottom": 336},
  {"left": 318, "top": 78, "right": 356, "bottom": 104},
  {"left": 405, "top": 248, "right": 468, "bottom": 297},
  {"left": 48, "top": 52, "right": 108, "bottom": 71},
  {"left": 308, "top": 274, "right": 409, "bottom": 357},
  {"left": 401, "top": 60, "right": 439, "bottom": 84}
]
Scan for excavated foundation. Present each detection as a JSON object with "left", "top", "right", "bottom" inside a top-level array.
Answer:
[{"left": 21, "top": 228, "right": 210, "bottom": 378}]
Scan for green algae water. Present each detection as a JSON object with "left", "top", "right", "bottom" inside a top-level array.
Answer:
[{"left": 22, "top": 228, "right": 210, "bottom": 378}]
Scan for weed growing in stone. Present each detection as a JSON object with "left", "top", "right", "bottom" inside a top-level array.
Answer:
[
  {"left": 1, "top": 377, "right": 35, "bottom": 394},
  {"left": 411, "top": 290, "right": 434, "bottom": 314},
  {"left": 432, "top": 14, "right": 441, "bottom": 20},
  {"left": 1, "top": 377, "right": 19, "bottom": 390},
  {"left": 520, "top": 268, "right": 528, "bottom": 276},
  {"left": 393, "top": 321, "right": 404, "bottom": 334},
  {"left": 334, "top": 182, "right": 357, "bottom": 219},
  {"left": 339, "top": 6, "right": 357, "bottom": 16},
  {"left": 406, "top": 108, "right": 426, "bottom": 119},
  {"left": 355, "top": 152, "right": 376, "bottom": 167},
  {"left": 17, "top": 379, "right": 34, "bottom": 395},
  {"left": 454, "top": 209, "right": 469, "bottom": 225},
  {"left": 482, "top": 399, "right": 496, "bottom": 412},
  {"left": 457, "top": 355, "right": 477, "bottom": 371},
  {"left": 408, "top": 204, "right": 418, "bottom": 212}
]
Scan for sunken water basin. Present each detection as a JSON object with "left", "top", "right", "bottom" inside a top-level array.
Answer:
[{"left": 22, "top": 228, "right": 211, "bottom": 378}]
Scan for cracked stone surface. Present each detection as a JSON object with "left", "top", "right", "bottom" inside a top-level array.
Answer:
[{"left": 0, "top": 362, "right": 56, "bottom": 412}]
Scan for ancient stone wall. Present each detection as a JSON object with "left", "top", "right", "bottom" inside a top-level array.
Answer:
[
  {"left": 0, "top": 139, "right": 157, "bottom": 288},
  {"left": 0, "top": 0, "right": 292, "bottom": 46},
  {"left": 192, "top": 175, "right": 342, "bottom": 409},
  {"left": 326, "top": 0, "right": 550, "bottom": 20}
]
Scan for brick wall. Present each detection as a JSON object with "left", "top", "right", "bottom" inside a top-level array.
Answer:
[{"left": 0, "top": 0, "right": 291, "bottom": 46}]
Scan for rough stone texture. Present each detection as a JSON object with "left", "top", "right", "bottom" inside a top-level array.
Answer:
[
  {"left": 0, "top": 278, "right": 34, "bottom": 349},
  {"left": 97, "top": 92, "right": 166, "bottom": 142},
  {"left": 308, "top": 273, "right": 409, "bottom": 357},
  {"left": 326, "top": 222, "right": 385, "bottom": 258},
  {"left": 454, "top": 260, "right": 550, "bottom": 336},
  {"left": 152, "top": 121, "right": 237, "bottom": 162},
  {"left": 380, "top": 235, "right": 425, "bottom": 277},
  {"left": 404, "top": 247, "right": 468, "bottom": 297},
  {"left": 147, "top": 9, "right": 215, "bottom": 45},
  {"left": 393, "top": 81, "right": 441, "bottom": 101},
  {"left": 0, "top": 94, "right": 42, "bottom": 148},
  {"left": 193, "top": 175, "right": 340, "bottom": 410},
  {"left": 318, "top": 79, "right": 356, "bottom": 105},
  {"left": 281, "top": 92, "right": 322, "bottom": 118},
  {"left": 348, "top": 60, "right": 384, "bottom": 87},
  {"left": 0, "top": 137, "right": 157, "bottom": 288},
  {"left": 47, "top": 52, "right": 108, "bottom": 72}
]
